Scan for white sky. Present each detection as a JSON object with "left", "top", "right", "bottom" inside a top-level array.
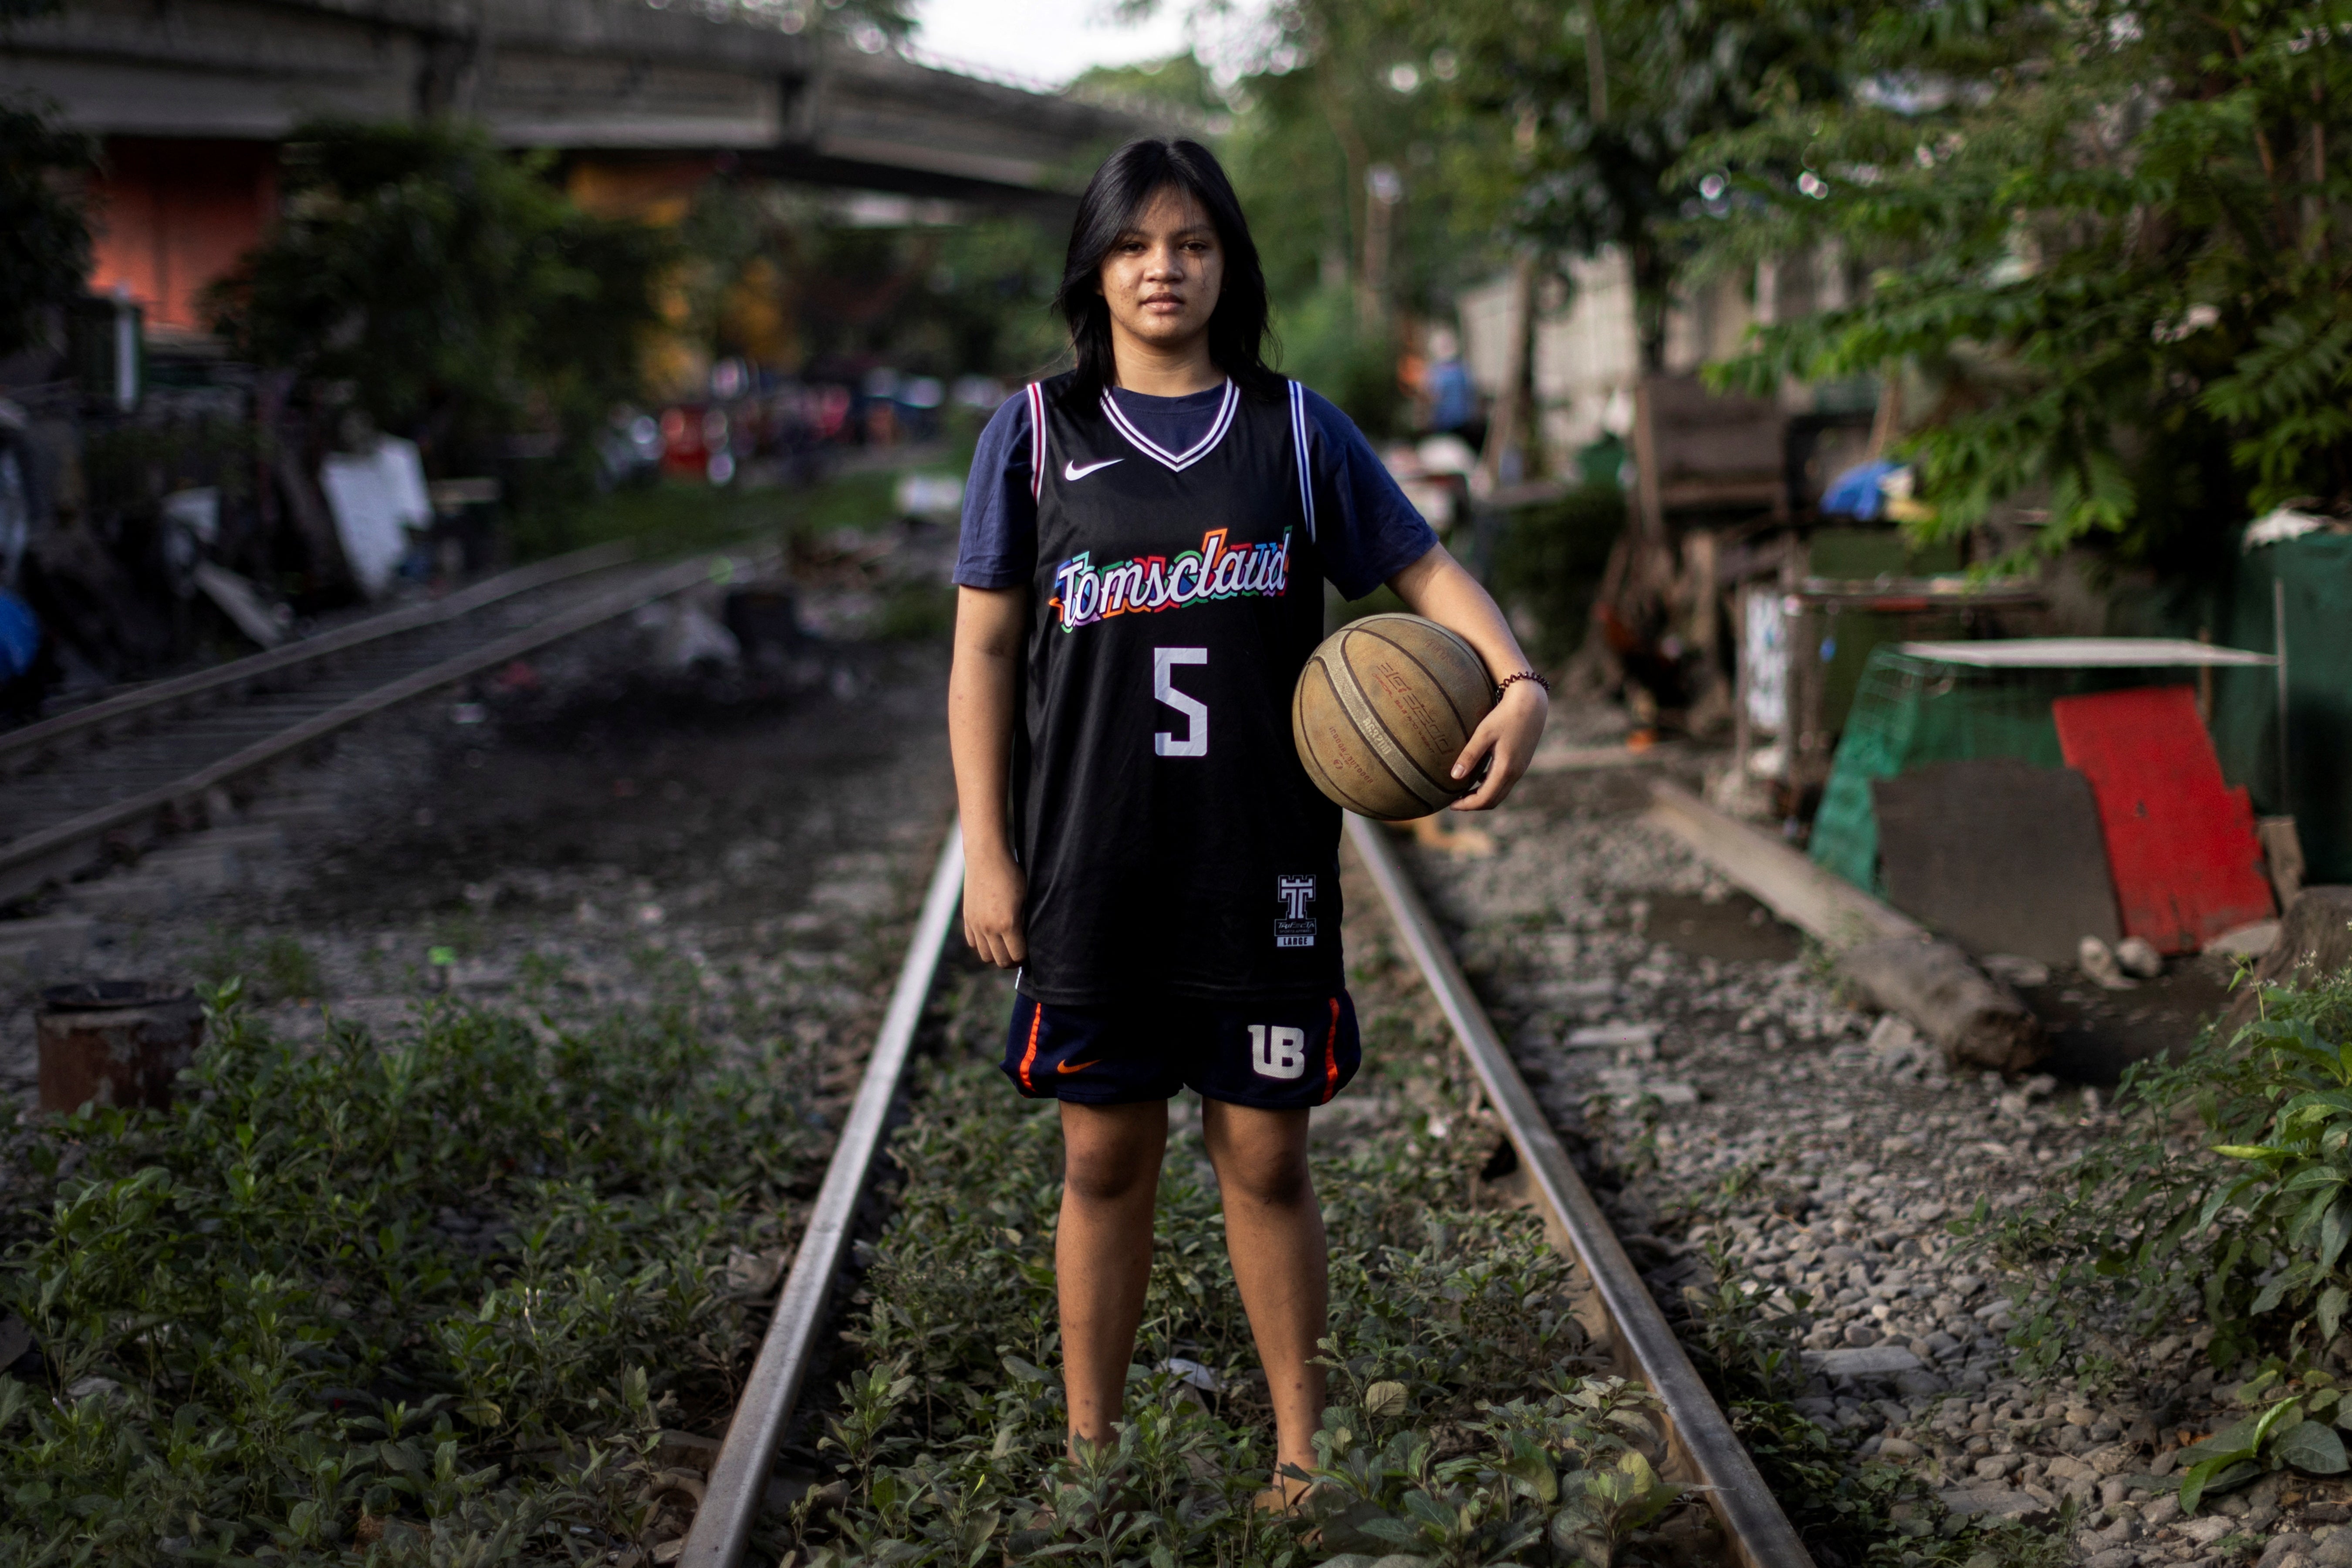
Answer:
[{"left": 907, "top": 0, "right": 1194, "bottom": 88}]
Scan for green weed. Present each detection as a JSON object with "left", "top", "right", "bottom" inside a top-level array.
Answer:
[
  {"left": 196, "top": 929, "right": 324, "bottom": 1003},
  {"left": 0, "top": 979, "right": 827, "bottom": 1563},
  {"left": 1674, "top": 1257, "right": 2077, "bottom": 1568},
  {"left": 1974, "top": 970, "right": 2352, "bottom": 1379},
  {"left": 793, "top": 966, "right": 1712, "bottom": 1567}
]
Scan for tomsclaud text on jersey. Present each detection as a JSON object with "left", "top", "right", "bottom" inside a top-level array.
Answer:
[{"left": 1014, "top": 375, "right": 1342, "bottom": 1006}]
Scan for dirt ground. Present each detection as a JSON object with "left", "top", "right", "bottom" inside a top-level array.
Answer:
[{"left": 0, "top": 583, "right": 957, "bottom": 1116}]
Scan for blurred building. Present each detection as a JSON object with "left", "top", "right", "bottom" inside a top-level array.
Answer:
[{"left": 0, "top": 0, "right": 1154, "bottom": 337}]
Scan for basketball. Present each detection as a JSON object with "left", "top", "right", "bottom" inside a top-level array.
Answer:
[{"left": 1292, "top": 613, "right": 1494, "bottom": 821}]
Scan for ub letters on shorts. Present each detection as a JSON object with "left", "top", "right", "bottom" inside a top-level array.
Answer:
[{"left": 1249, "top": 1023, "right": 1308, "bottom": 1079}]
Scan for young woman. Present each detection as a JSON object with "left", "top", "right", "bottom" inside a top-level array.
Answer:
[{"left": 947, "top": 137, "right": 1548, "bottom": 1506}]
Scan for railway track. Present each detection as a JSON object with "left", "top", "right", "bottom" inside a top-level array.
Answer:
[
  {"left": 0, "top": 541, "right": 769, "bottom": 905},
  {"left": 682, "top": 818, "right": 1815, "bottom": 1568}
]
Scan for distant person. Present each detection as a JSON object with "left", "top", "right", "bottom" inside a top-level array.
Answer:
[
  {"left": 1422, "top": 326, "right": 1482, "bottom": 450},
  {"left": 0, "top": 587, "right": 52, "bottom": 720},
  {"left": 947, "top": 138, "right": 1549, "bottom": 1511}
]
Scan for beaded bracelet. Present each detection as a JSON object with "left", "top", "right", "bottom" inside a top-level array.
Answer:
[{"left": 1494, "top": 670, "right": 1551, "bottom": 699}]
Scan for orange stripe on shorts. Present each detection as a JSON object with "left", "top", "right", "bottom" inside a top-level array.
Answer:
[
  {"left": 1320, "top": 996, "right": 1341, "bottom": 1104},
  {"left": 1017, "top": 998, "right": 1044, "bottom": 1094}
]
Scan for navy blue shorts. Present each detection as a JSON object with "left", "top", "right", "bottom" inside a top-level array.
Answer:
[{"left": 1000, "top": 990, "right": 1362, "bottom": 1110}]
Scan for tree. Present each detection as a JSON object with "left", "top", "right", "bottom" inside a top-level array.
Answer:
[
  {"left": 1691, "top": 0, "right": 2352, "bottom": 566},
  {"left": 0, "top": 98, "right": 92, "bottom": 360},
  {"left": 208, "top": 119, "right": 668, "bottom": 476},
  {"left": 1092, "top": 4, "right": 1504, "bottom": 432},
  {"left": 1390, "top": 0, "right": 1844, "bottom": 367}
]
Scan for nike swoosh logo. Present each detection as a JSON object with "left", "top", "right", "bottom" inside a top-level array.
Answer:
[
  {"left": 1056, "top": 1058, "right": 1103, "bottom": 1075},
  {"left": 1063, "top": 459, "right": 1122, "bottom": 481}
]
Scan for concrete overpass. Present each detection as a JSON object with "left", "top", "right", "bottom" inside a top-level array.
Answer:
[{"left": 0, "top": 0, "right": 1169, "bottom": 326}]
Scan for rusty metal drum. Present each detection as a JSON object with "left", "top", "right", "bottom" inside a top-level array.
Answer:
[{"left": 37, "top": 981, "right": 202, "bottom": 1114}]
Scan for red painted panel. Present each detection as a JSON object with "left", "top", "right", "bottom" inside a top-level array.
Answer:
[
  {"left": 2052, "top": 685, "right": 2275, "bottom": 954},
  {"left": 88, "top": 139, "right": 278, "bottom": 330}
]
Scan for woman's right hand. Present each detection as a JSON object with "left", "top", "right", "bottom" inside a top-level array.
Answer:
[{"left": 963, "top": 848, "right": 1027, "bottom": 969}]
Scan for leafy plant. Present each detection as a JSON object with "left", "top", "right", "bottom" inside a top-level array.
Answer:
[
  {"left": 207, "top": 120, "right": 670, "bottom": 487},
  {"left": 2172, "top": 1381, "right": 2349, "bottom": 1513},
  {"left": 1307, "top": 1379, "right": 1683, "bottom": 1568},
  {"left": 1977, "top": 969, "right": 2352, "bottom": 1376},
  {"left": 196, "top": 927, "right": 322, "bottom": 1002},
  {"left": 0, "top": 973, "right": 830, "bottom": 1562},
  {"left": 791, "top": 959, "right": 1716, "bottom": 1568},
  {"left": 1490, "top": 484, "right": 1626, "bottom": 669},
  {"left": 1395, "top": 0, "right": 1845, "bottom": 367},
  {"left": 0, "top": 97, "right": 93, "bottom": 359},
  {"left": 1693, "top": 0, "right": 2352, "bottom": 564}
]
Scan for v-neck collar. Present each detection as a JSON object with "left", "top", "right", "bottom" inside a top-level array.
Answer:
[{"left": 1098, "top": 378, "right": 1239, "bottom": 473}]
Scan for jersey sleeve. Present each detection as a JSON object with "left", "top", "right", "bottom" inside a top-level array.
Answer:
[
  {"left": 953, "top": 390, "right": 1038, "bottom": 589},
  {"left": 1298, "top": 387, "right": 1440, "bottom": 600}
]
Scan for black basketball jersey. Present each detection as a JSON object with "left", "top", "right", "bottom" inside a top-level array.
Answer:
[{"left": 1012, "top": 372, "right": 1343, "bottom": 1006}]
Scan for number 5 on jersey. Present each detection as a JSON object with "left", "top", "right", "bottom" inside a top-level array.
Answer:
[{"left": 1153, "top": 647, "right": 1208, "bottom": 757}]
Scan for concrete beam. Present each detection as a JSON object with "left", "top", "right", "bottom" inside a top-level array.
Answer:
[{"left": 0, "top": 0, "right": 1153, "bottom": 192}]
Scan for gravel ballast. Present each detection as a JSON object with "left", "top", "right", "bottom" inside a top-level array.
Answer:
[{"left": 1388, "top": 706, "right": 2349, "bottom": 1565}]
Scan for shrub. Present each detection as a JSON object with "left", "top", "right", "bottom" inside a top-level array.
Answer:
[
  {"left": 0, "top": 980, "right": 825, "bottom": 1562},
  {"left": 1981, "top": 969, "right": 2352, "bottom": 1379},
  {"left": 1490, "top": 485, "right": 1627, "bottom": 669},
  {"left": 208, "top": 120, "right": 669, "bottom": 490},
  {"left": 0, "top": 97, "right": 92, "bottom": 360}
]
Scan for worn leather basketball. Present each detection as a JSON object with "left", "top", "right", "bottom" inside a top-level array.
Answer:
[{"left": 1292, "top": 613, "right": 1493, "bottom": 821}]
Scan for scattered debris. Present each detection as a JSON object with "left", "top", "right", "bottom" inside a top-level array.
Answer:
[
  {"left": 1979, "top": 953, "right": 2050, "bottom": 988},
  {"left": 2208, "top": 919, "right": 2281, "bottom": 959},
  {"left": 193, "top": 561, "right": 289, "bottom": 648},
  {"left": 2078, "top": 935, "right": 2136, "bottom": 991},
  {"left": 1158, "top": 1358, "right": 1225, "bottom": 1393}
]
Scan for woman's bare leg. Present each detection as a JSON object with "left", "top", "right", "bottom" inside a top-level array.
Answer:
[
  {"left": 1200, "top": 1098, "right": 1326, "bottom": 1502},
  {"left": 1056, "top": 1099, "right": 1168, "bottom": 1453}
]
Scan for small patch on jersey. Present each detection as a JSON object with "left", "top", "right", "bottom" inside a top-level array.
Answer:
[
  {"left": 1063, "top": 458, "right": 1122, "bottom": 481},
  {"left": 1275, "top": 874, "right": 1318, "bottom": 949}
]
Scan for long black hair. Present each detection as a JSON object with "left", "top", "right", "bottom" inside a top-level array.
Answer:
[{"left": 1051, "top": 137, "right": 1282, "bottom": 409}]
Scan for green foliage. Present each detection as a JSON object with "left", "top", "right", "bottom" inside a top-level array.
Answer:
[
  {"left": 195, "top": 929, "right": 322, "bottom": 1003},
  {"left": 1675, "top": 1264, "right": 2075, "bottom": 1568},
  {"left": 1391, "top": 0, "right": 1842, "bottom": 364},
  {"left": 0, "top": 977, "right": 827, "bottom": 1561},
  {"left": 1691, "top": 2, "right": 2352, "bottom": 562},
  {"left": 2170, "top": 1377, "right": 2350, "bottom": 1513},
  {"left": 1490, "top": 485, "right": 1626, "bottom": 667},
  {"left": 208, "top": 120, "right": 670, "bottom": 480},
  {"left": 767, "top": 203, "right": 1064, "bottom": 382},
  {"left": 1308, "top": 1381, "right": 1682, "bottom": 1568},
  {"left": 1272, "top": 283, "right": 1402, "bottom": 435},
  {"left": 1977, "top": 970, "right": 2352, "bottom": 1379},
  {"left": 794, "top": 966, "right": 1708, "bottom": 1566},
  {"left": 0, "top": 97, "right": 93, "bottom": 359},
  {"left": 1201, "top": 0, "right": 1514, "bottom": 349}
]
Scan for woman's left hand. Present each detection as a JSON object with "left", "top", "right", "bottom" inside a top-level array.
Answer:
[{"left": 1448, "top": 679, "right": 1549, "bottom": 811}]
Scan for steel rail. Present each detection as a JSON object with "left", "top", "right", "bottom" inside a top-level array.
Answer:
[
  {"left": 0, "top": 549, "right": 764, "bottom": 895},
  {"left": 1345, "top": 814, "right": 1816, "bottom": 1568},
  {"left": 0, "top": 539, "right": 637, "bottom": 772},
  {"left": 681, "top": 824, "right": 967, "bottom": 1568}
]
